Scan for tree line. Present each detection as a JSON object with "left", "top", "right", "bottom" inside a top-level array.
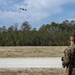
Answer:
[{"left": 0, "top": 20, "right": 75, "bottom": 46}]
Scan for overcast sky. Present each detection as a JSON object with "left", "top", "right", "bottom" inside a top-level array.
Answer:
[{"left": 0, "top": 0, "right": 75, "bottom": 29}]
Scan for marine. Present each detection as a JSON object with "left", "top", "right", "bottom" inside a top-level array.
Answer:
[{"left": 62, "top": 34, "right": 75, "bottom": 75}]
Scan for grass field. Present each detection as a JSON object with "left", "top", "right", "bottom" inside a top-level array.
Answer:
[
  {"left": 0, "top": 68, "right": 66, "bottom": 75},
  {"left": 0, "top": 46, "right": 66, "bottom": 75},
  {"left": 0, "top": 46, "right": 67, "bottom": 57}
]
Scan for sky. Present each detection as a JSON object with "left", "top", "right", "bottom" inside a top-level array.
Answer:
[{"left": 0, "top": 0, "right": 75, "bottom": 29}]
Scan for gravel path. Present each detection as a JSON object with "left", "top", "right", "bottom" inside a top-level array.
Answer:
[{"left": 0, "top": 57, "right": 62, "bottom": 69}]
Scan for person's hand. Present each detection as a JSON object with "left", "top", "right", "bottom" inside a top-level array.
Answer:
[
  {"left": 62, "top": 62, "right": 66, "bottom": 68},
  {"left": 61, "top": 57, "right": 64, "bottom": 61}
]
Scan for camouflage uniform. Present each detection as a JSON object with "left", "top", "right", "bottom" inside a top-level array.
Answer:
[{"left": 62, "top": 44, "right": 75, "bottom": 75}]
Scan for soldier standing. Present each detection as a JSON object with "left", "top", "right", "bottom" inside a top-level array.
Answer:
[{"left": 62, "top": 34, "right": 75, "bottom": 75}]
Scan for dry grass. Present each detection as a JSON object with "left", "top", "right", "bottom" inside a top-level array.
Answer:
[
  {"left": 0, "top": 46, "right": 67, "bottom": 57},
  {"left": 0, "top": 68, "right": 66, "bottom": 75}
]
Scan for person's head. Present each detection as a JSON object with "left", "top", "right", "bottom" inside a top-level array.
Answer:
[{"left": 70, "top": 34, "right": 75, "bottom": 45}]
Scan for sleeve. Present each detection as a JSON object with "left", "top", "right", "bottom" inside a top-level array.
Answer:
[{"left": 62, "top": 48, "right": 70, "bottom": 68}]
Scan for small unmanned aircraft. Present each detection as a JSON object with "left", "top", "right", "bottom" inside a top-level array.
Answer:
[{"left": 20, "top": 8, "right": 27, "bottom": 11}]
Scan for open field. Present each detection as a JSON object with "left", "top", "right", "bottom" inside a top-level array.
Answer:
[
  {"left": 0, "top": 47, "right": 66, "bottom": 75},
  {"left": 0, "top": 46, "right": 67, "bottom": 57},
  {"left": 0, "top": 68, "right": 66, "bottom": 75}
]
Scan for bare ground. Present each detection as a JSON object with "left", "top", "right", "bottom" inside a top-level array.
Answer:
[{"left": 0, "top": 46, "right": 67, "bottom": 57}]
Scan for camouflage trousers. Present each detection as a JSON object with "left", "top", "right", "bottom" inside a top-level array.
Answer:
[{"left": 66, "top": 65, "right": 75, "bottom": 75}]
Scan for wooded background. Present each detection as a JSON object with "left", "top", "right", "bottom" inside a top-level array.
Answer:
[{"left": 0, "top": 20, "right": 75, "bottom": 46}]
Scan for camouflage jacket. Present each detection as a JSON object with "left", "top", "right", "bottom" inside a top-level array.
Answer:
[{"left": 62, "top": 44, "right": 75, "bottom": 68}]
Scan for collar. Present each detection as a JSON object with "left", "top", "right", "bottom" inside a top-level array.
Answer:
[{"left": 70, "top": 44, "right": 75, "bottom": 47}]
